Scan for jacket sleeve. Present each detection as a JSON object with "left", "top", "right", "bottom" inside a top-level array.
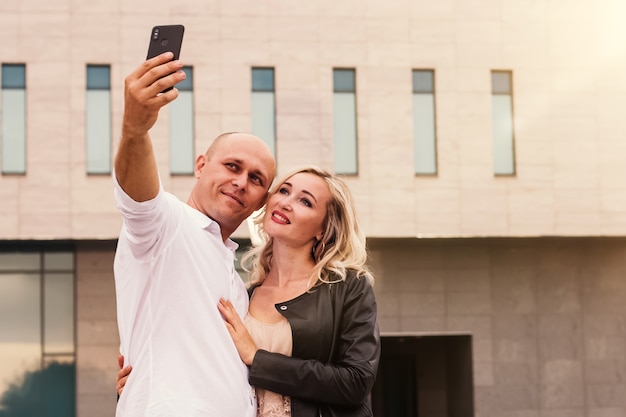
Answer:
[{"left": 248, "top": 275, "right": 381, "bottom": 406}]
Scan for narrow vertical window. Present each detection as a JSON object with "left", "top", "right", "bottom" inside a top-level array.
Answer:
[
  {"left": 170, "top": 66, "right": 194, "bottom": 175},
  {"left": 413, "top": 70, "right": 437, "bottom": 175},
  {"left": 86, "top": 65, "right": 111, "bottom": 174},
  {"left": 251, "top": 68, "right": 276, "bottom": 157},
  {"left": 491, "top": 70, "right": 516, "bottom": 175},
  {"left": 2, "top": 64, "right": 26, "bottom": 174},
  {"left": 333, "top": 69, "right": 358, "bottom": 175}
]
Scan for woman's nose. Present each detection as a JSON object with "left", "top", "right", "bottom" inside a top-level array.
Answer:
[{"left": 278, "top": 197, "right": 292, "bottom": 210}]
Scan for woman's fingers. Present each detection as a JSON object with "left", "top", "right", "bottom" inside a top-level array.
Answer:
[
  {"left": 218, "top": 298, "right": 241, "bottom": 326},
  {"left": 218, "top": 298, "right": 258, "bottom": 365},
  {"left": 116, "top": 364, "right": 132, "bottom": 396}
]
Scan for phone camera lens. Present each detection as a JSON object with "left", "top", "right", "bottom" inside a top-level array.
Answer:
[{"left": 152, "top": 28, "right": 159, "bottom": 40}]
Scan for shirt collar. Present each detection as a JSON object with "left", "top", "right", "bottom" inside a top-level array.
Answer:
[{"left": 184, "top": 205, "right": 239, "bottom": 252}]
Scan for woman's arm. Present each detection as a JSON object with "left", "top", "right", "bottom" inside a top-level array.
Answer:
[
  {"left": 252, "top": 277, "right": 380, "bottom": 405},
  {"left": 219, "top": 277, "right": 380, "bottom": 406}
]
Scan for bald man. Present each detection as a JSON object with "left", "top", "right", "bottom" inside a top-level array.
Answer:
[{"left": 113, "top": 53, "right": 276, "bottom": 417}]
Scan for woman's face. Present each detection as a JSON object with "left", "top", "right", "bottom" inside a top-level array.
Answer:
[{"left": 263, "top": 172, "right": 330, "bottom": 246}]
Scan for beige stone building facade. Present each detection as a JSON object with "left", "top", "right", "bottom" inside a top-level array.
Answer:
[{"left": 2, "top": 0, "right": 626, "bottom": 416}]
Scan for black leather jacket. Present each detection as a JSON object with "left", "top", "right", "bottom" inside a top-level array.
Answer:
[{"left": 248, "top": 271, "right": 381, "bottom": 417}]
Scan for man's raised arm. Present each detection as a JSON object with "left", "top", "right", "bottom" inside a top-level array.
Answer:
[{"left": 114, "top": 52, "right": 186, "bottom": 202}]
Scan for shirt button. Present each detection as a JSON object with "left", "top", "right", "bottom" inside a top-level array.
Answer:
[{"left": 279, "top": 305, "right": 287, "bottom": 311}]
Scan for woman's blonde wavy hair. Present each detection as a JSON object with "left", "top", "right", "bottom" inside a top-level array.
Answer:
[{"left": 242, "top": 165, "right": 373, "bottom": 289}]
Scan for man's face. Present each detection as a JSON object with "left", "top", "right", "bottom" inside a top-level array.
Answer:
[{"left": 190, "top": 133, "right": 276, "bottom": 237}]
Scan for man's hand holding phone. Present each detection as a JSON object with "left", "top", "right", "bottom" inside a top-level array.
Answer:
[
  {"left": 122, "top": 53, "right": 185, "bottom": 138},
  {"left": 115, "top": 25, "right": 186, "bottom": 203},
  {"left": 143, "top": 53, "right": 186, "bottom": 98},
  {"left": 122, "top": 24, "right": 186, "bottom": 136}
]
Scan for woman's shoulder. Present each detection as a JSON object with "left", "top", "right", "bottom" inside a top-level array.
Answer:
[
  {"left": 329, "top": 269, "right": 374, "bottom": 293},
  {"left": 247, "top": 282, "right": 262, "bottom": 298}
]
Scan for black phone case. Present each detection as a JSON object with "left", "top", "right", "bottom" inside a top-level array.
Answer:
[
  {"left": 146, "top": 25, "right": 185, "bottom": 60},
  {"left": 146, "top": 25, "right": 185, "bottom": 92}
]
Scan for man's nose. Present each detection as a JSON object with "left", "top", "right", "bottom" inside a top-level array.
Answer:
[{"left": 232, "top": 173, "right": 247, "bottom": 190}]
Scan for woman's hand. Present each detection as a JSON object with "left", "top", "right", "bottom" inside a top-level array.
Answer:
[
  {"left": 116, "top": 354, "right": 132, "bottom": 397},
  {"left": 218, "top": 298, "right": 259, "bottom": 365}
]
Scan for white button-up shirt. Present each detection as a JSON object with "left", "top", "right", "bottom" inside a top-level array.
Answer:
[{"left": 114, "top": 177, "right": 255, "bottom": 417}]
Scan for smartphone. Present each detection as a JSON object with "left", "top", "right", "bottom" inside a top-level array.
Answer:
[{"left": 146, "top": 25, "right": 185, "bottom": 92}]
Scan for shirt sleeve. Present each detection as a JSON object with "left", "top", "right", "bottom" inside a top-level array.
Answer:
[
  {"left": 248, "top": 275, "right": 381, "bottom": 406},
  {"left": 113, "top": 172, "right": 169, "bottom": 259}
]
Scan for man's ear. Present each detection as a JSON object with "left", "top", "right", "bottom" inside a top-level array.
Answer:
[{"left": 194, "top": 154, "right": 206, "bottom": 178}]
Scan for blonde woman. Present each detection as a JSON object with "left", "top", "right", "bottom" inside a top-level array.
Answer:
[{"left": 219, "top": 166, "right": 380, "bottom": 417}]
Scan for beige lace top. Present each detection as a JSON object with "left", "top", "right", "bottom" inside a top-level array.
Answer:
[{"left": 244, "top": 314, "right": 293, "bottom": 417}]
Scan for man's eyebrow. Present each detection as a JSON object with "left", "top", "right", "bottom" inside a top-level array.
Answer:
[{"left": 225, "top": 157, "right": 244, "bottom": 165}]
